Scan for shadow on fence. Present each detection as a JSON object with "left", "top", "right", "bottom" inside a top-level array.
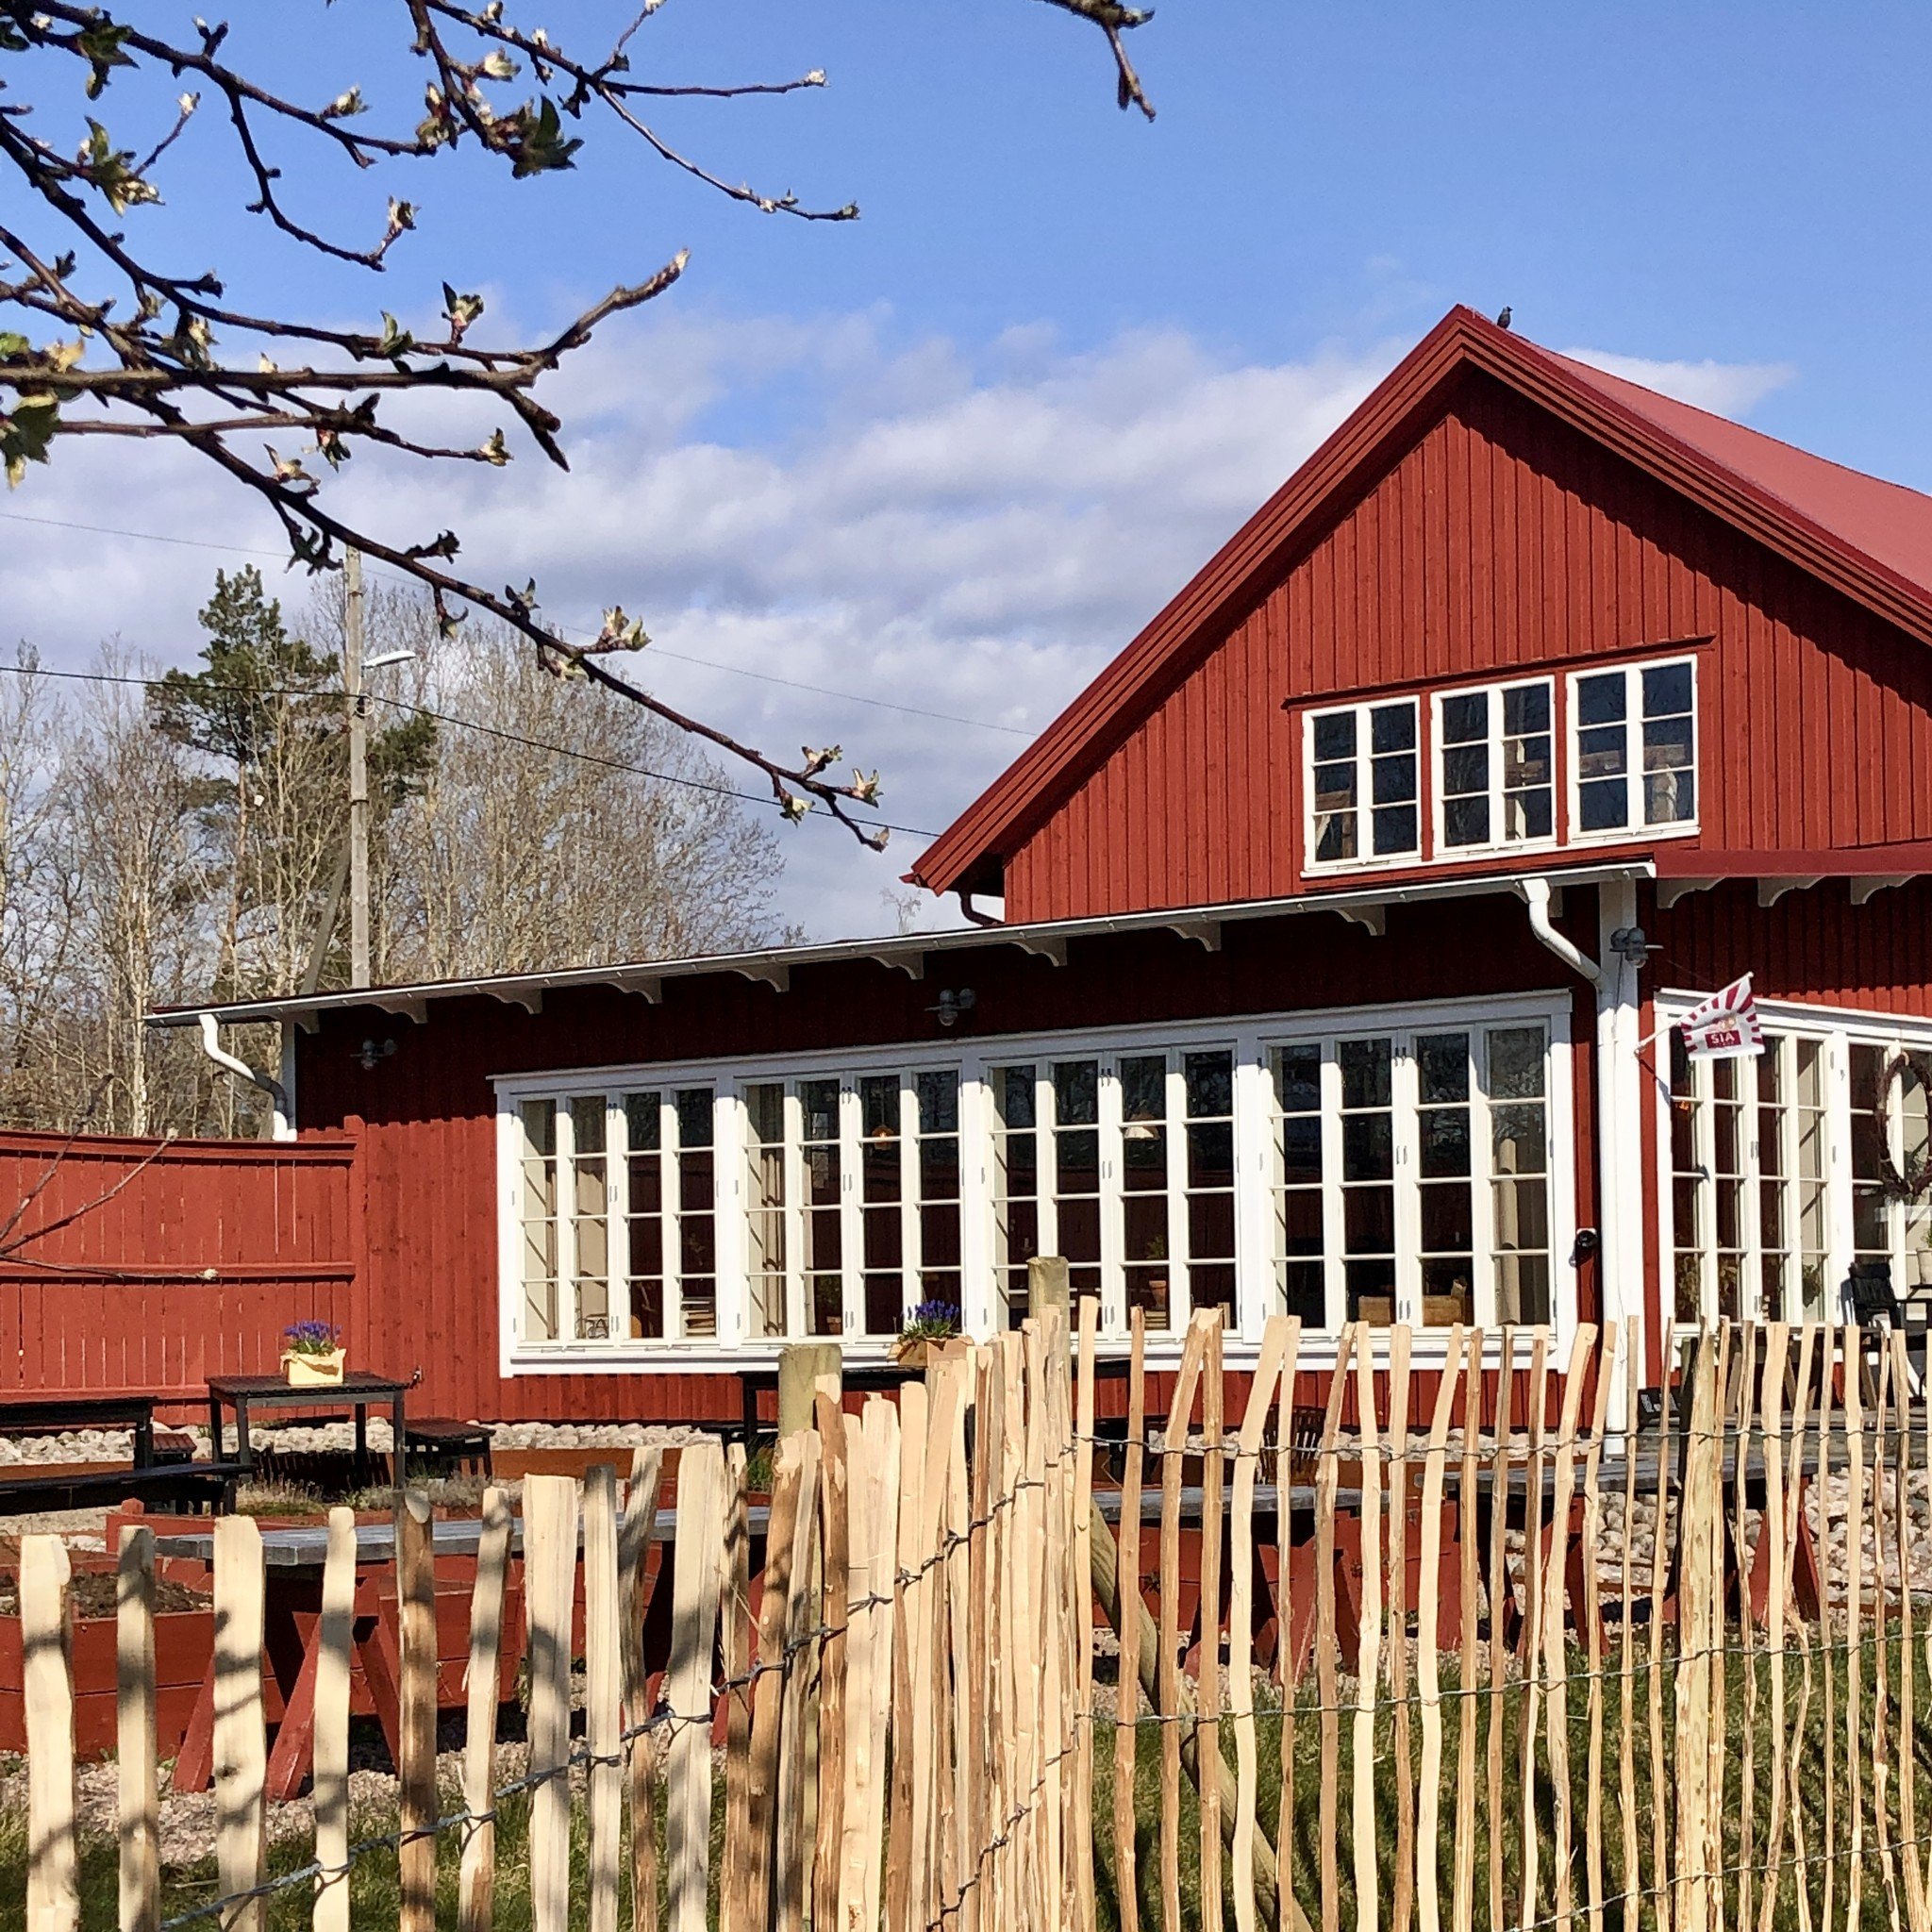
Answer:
[{"left": 16, "top": 1309, "right": 1932, "bottom": 1932}]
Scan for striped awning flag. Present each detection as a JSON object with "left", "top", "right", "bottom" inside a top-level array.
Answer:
[{"left": 1678, "top": 973, "right": 1765, "bottom": 1059}]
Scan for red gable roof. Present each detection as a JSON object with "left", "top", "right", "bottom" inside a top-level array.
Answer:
[{"left": 911, "top": 306, "right": 1932, "bottom": 900}]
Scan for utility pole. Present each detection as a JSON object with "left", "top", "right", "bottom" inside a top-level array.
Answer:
[{"left": 345, "top": 545, "right": 370, "bottom": 988}]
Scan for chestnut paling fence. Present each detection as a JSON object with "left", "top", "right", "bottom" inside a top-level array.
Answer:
[{"left": 16, "top": 1309, "right": 1932, "bottom": 1932}]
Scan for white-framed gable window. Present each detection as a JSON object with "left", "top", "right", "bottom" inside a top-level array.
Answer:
[
  {"left": 1569, "top": 656, "right": 1697, "bottom": 837},
  {"left": 1305, "top": 697, "right": 1420, "bottom": 868},
  {"left": 1433, "top": 675, "right": 1556, "bottom": 853}
]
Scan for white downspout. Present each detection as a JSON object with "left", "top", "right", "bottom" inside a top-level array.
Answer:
[
  {"left": 1519, "top": 876, "right": 1602, "bottom": 985},
  {"left": 198, "top": 1012, "right": 294, "bottom": 1141}
]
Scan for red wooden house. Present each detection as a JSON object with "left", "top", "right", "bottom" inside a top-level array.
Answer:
[{"left": 158, "top": 306, "right": 1932, "bottom": 1424}]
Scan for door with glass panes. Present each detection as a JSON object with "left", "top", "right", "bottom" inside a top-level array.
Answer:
[
  {"left": 988, "top": 1048, "right": 1238, "bottom": 1333},
  {"left": 1266, "top": 1022, "right": 1555, "bottom": 1331}
]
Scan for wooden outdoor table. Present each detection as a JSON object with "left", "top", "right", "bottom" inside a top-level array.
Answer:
[
  {"left": 206, "top": 1370, "right": 409, "bottom": 1487},
  {"left": 157, "top": 1500, "right": 760, "bottom": 1800}
]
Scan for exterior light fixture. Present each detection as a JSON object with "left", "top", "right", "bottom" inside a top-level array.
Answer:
[{"left": 928, "top": 988, "right": 976, "bottom": 1028}]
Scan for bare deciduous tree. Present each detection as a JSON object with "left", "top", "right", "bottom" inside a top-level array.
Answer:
[{"left": 0, "top": 3, "right": 1154, "bottom": 842}]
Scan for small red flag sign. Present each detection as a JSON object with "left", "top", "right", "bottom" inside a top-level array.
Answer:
[{"left": 1678, "top": 973, "right": 1764, "bottom": 1059}]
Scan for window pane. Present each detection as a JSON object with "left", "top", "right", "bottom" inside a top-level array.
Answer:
[
  {"left": 1340, "top": 1038, "right": 1392, "bottom": 1109},
  {"left": 915, "top": 1069, "right": 958, "bottom": 1135},
  {"left": 1576, "top": 671, "right": 1626, "bottom": 727},
  {"left": 1312, "top": 710, "right": 1356, "bottom": 761},
  {"left": 859, "top": 1074, "right": 899, "bottom": 1139},
  {"left": 1274, "top": 1043, "right": 1321, "bottom": 1113},
  {"left": 675, "top": 1088, "right": 712, "bottom": 1148},
  {"left": 1441, "top": 744, "right": 1489, "bottom": 794},
  {"left": 1370, "top": 702, "right": 1414, "bottom": 754},
  {"left": 1372, "top": 754, "right": 1416, "bottom": 804},
  {"left": 1443, "top": 796, "right": 1490, "bottom": 846},
  {"left": 1576, "top": 723, "right": 1627, "bottom": 779},
  {"left": 1441, "top": 692, "right": 1488, "bottom": 742},
  {"left": 744, "top": 1081, "right": 784, "bottom": 1144},
  {"left": 1642, "top": 661, "right": 1693, "bottom": 718},
  {"left": 1121, "top": 1055, "right": 1165, "bottom": 1123},
  {"left": 1487, "top": 1027, "right": 1546, "bottom": 1100},
  {"left": 1504, "top": 681, "right": 1550, "bottom": 735},
  {"left": 1416, "top": 1032, "right": 1470, "bottom": 1105},
  {"left": 1579, "top": 777, "right": 1627, "bottom": 832},
  {"left": 1055, "top": 1059, "right": 1100, "bottom": 1126},
  {"left": 1373, "top": 805, "right": 1418, "bottom": 855},
  {"left": 623, "top": 1091, "right": 659, "bottom": 1152},
  {"left": 1185, "top": 1051, "right": 1233, "bottom": 1118}
]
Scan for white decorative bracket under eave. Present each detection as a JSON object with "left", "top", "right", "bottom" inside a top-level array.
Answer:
[
  {"left": 295, "top": 1010, "right": 322, "bottom": 1035},
  {"left": 1165, "top": 920, "right": 1223, "bottom": 953},
  {"left": 1656, "top": 877, "right": 1724, "bottom": 911},
  {"left": 1010, "top": 934, "right": 1070, "bottom": 967},
  {"left": 736, "top": 961, "right": 791, "bottom": 992},
  {"left": 1335, "top": 902, "right": 1386, "bottom": 938},
  {"left": 492, "top": 987, "right": 542, "bottom": 1015},
  {"left": 1851, "top": 874, "right": 1915, "bottom": 907},
  {"left": 871, "top": 951, "right": 925, "bottom": 980},
  {"left": 374, "top": 993, "right": 426, "bottom": 1024},
  {"left": 1757, "top": 876, "right": 1822, "bottom": 909},
  {"left": 611, "top": 973, "right": 662, "bottom": 1004}
]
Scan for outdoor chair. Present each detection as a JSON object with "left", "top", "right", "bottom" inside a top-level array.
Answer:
[{"left": 1843, "top": 1260, "right": 1924, "bottom": 1401}]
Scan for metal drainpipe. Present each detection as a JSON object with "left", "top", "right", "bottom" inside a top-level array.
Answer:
[
  {"left": 1518, "top": 876, "right": 1602, "bottom": 985},
  {"left": 197, "top": 1012, "right": 294, "bottom": 1140}
]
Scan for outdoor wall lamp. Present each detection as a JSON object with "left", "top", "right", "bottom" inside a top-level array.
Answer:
[
  {"left": 928, "top": 988, "right": 976, "bottom": 1028},
  {"left": 358, "top": 1037, "right": 399, "bottom": 1071},
  {"left": 1608, "top": 926, "right": 1660, "bottom": 968}
]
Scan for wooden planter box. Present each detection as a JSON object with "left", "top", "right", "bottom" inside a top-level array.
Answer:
[{"left": 0, "top": 1604, "right": 213, "bottom": 1759}]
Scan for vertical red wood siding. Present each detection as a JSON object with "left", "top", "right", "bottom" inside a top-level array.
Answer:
[
  {"left": 1001, "top": 371, "right": 1932, "bottom": 922},
  {"left": 0, "top": 1133, "right": 357, "bottom": 1401}
]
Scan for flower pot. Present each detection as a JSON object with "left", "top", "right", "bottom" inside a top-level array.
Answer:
[
  {"left": 891, "top": 1336, "right": 930, "bottom": 1370},
  {"left": 1915, "top": 1249, "right": 1932, "bottom": 1289},
  {"left": 281, "top": 1346, "right": 345, "bottom": 1387}
]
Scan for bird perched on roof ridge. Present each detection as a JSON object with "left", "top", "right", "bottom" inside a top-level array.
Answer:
[{"left": 1495, "top": 306, "right": 1512, "bottom": 330}]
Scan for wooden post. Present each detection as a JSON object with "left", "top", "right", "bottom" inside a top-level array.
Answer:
[
  {"left": 1416, "top": 1327, "right": 1466, "bottom": 1932},
  {"left": 1543, "top": 1325, "right": 1597, "bottom": 1932},
  {"left": 1275, "top": 1317, "right": 1306, "bottom": 1932},
  {"left": 459, "top": 1486, "right": 512, "bottom": 1932},
  {"left": 621, "top": 1449, "right": 667, "bottom": 1932},
  {"left": 774, "top": 1434, "right": 824, "bottom": 1932},
  {"left": 667, "top": 1440, "right": 727, "bottom": 1932},
  {"left": 213, "top": 1515, "right": 267, "bottom": 1932},
  {"left": 584, "top": 1464, "right": 625, "bottom": 1932},
  {"left": 396, "top": 1489, "right": 439, "bottom": 1932},
  {"left": 841, "top": 1398, "right": 902, "bottom": 1932},
  {"left": 1232, "top": 1317, "right": 1291, "bottom": 1932},
  {"left": 116, "top": 1524, "right": 158, "bottom": 1932},
  {"left": 1073, "top": 1296, "right": 1099, "bottom": 1932},
  {"left": 1387, "top": 1325, "right": 1414, "bottom": 1932},
  {"left": 1582, "top": 1324, "right": 1618, "bottom": 1932},
  {"left": 885, "top": 1384, "right": 927, "bottom": 1932},
  {"left": 1317, "top": 1326, "right": 1355, "bottom": 1932},
  {"left": 525, "top": 1473, "right": 580, "bottom": 1932},
  {"left": 23, "top": 1534, "right": 76, "bottom": 1932},
  {"left": 314, "top": 1508, "right": 358, "bottom": 1932},
  {"left": 1199, "top": 1309, "right": 1226, "bottom": 1932},
  {"left": 719, "top": 1444, "right": 753, "bottom": 1932},
  {"left": 779, "top": 1341, "right": 842, "bottom": 1438},
  {"left": 1452, "top": 1328, "right": 1483, "bottom": 1932},
  {"left": 1487, "top": 1328, "right": 1516, "bottom": 1932},
  {"left": 1116, "top": 1307, "right": 1147, "bottom": 1932},
  {"left": 1351, "top": 1333, "right": 1384, "bottom": 1932},
  {"left": 1158, "top": 1312, "right": 1214, "bottom": 1932},
  {"left": 812, "top": 1394, "right": 852, "bottom": 1929}
]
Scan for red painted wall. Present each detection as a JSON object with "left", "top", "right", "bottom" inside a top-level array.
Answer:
[
  {"left": 296, "top": 891, "right": 1603, "bottom": 1424},
  {"left": 1001, "top": 370, "right": 1932, "bottom": 922}
]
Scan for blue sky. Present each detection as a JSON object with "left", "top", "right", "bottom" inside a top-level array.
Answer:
[{"left": 6, "top": 2, "right": 1931, "bottom": 937}]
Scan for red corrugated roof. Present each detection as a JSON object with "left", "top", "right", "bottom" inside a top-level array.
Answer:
[{"left": 911, "top": 306, "right": 1932, "bottom": 899}]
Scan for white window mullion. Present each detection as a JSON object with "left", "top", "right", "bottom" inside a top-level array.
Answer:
[
  {"left": 1233, "top": 1047, "right": 1271, "bottom": 1343},
  {"left": 899, "top": 1076, "right": 921, "bottom": 1331},
  {"left": 958, "top": 1064, "right": 994, "bottom": 1341},
  {"left": 783, "top": 1088, "right": 807, "bottom": 1340},
  {"left": 1391, "top": 1038, "right": 1422, "bottom": 1327},
  {"left": 608, "top": 1096, "right": 631, "bottom": 1343},
  {"left": 1825, "top": 1032, "right": 1855, "bottom": 1303},
  {"left": 714, "top": 1091, "right": 748, "bottom": 1347},
  {"left": 1471, "top": 1069, "right": 1498, "bottom": 1331},
  {"left": 555, "top": 1099, "right": 580, "bottom": 1345},
  {"left": 1098, "top": 1061, "right": 1126, "bottom": 1334},
  {"left": 839, "top": 1081, "right": 864, "bottom": 1339},
  {"left": 1320, "top": 1045, "right": 1344, "bottom": 1335},
  {"left": 660, "top": 1093, "right": 684, "bottom": 1341},
  {"left": 1164, "top": 1057, "right": 1188, "bottom": 1337}
]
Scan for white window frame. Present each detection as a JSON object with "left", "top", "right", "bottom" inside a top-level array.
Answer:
[
  {"left": 1429, "top": 674, "right": 1559, "bottom": 859},
  {"left": 492, "top": 989, "right": 1574, "bottom": 1372},
  {"left": 1565, "top": 654, "right": 1700, "bottom": 844},
  {"left": 1653, "top": 991, "right": 1932, "bottom": 1326},
  {"left": 1301, "top": 695, "right": 1422, "bottom": 874}
]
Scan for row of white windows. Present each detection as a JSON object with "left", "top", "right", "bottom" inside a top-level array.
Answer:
[
  {"left": 503, "top": 1005, "right": 1570, "bottom": 1358},
  {"left": 1306, "top": 654, "right": 1697, "bottom": 870},
  {"left": 1663, "top": 1009, "right": 1932, "bottom": 1326}
]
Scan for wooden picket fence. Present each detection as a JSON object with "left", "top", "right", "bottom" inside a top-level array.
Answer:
[{"left": 15, "top": 1307, "right": 1932, "bottom": 1932}]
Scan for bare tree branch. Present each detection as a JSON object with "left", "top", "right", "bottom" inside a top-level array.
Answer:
[{"left": 0, "top": 2, "right": 1155, "bottom": 844}]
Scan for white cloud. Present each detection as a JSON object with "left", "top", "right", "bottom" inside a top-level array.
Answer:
[
  {"left": 1556, "top": 347, "right": 1797, "bottom": 419},
  {"left": 0, "top": 312, "right": 1799, "bottom": 942}
]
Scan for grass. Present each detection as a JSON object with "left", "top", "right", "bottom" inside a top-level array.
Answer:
[{"left": 5, "top": 1626, "right": 1931, "bottom": 1931}]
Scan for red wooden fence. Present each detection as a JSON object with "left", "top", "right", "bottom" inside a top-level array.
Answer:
[{"left": 0, "top": 1130, "right": 358, "bottom": 1403}]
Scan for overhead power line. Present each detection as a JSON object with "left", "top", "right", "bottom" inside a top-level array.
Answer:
[
  {"left": 0, "top": 507, "right": 1036, "bottom": 737},
  {"left": 0, "top": 658, "right": 942, "bottom": 841}
]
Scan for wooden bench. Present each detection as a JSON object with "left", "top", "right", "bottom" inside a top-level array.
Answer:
[
  {"left": 402, "top": 1416, "right": 493, "bottom": 1479},
  {"left": 0, "top": 1460, "right": 242, "bottom": 1515}
]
